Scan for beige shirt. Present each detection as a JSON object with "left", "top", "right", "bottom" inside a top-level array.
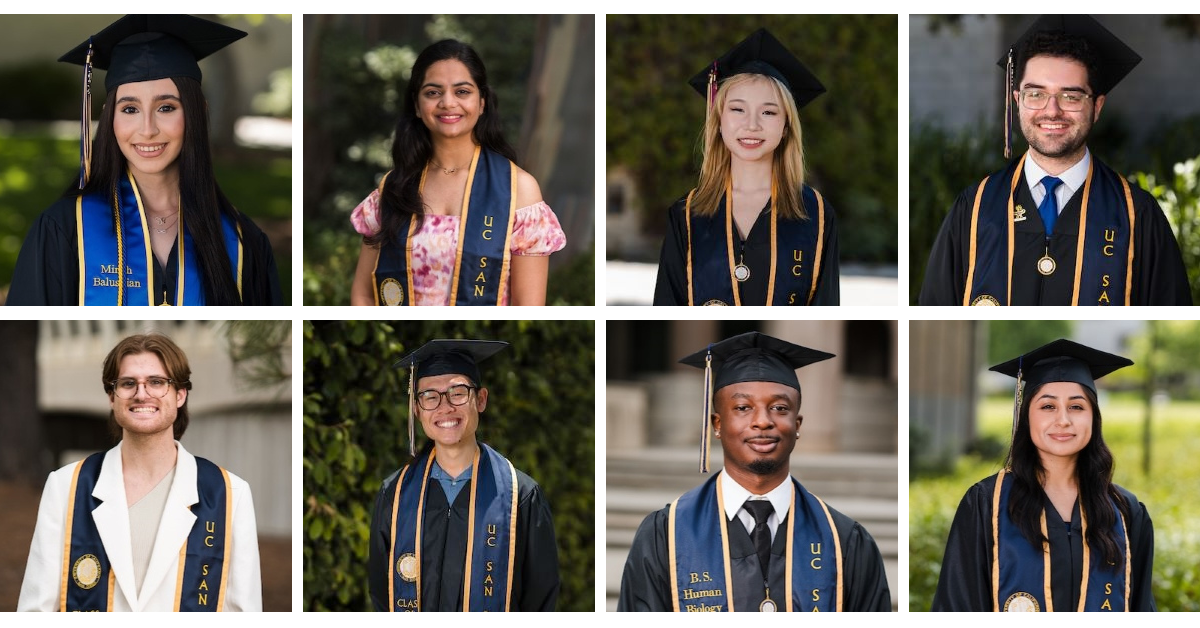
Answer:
[{"left": 129, "top": 466, "right": 176, "bottom": 596}]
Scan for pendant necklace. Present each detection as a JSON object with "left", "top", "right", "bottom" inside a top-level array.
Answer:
[
  {"left": 759, "top": 584, "right": 776, "bottom": 612},
  {"left": 430, "top": 159, "right": 469, "bottom": 175},
  {"left": 1037, "top": 240, "right": 1056, "bottom": 276},
  {"left": 734, "top": 235, "right": 750, "bottom": 282},
  {"left": 152, "top": 209, "right": 180, "bottom": 234}
]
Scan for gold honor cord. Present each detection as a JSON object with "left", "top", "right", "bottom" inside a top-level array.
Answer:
[
  {"left": 765, "top": 177, "right": 778, "bottom": 305},
  {"left": 990, "top": 469, "right": 1005, "bottom": 611},
  {"left": 461, "top": 447, "right": 484, "bottom": 608},
  {"left": 217, "top": 468, "right": 233, "bottom": 611},
  {"left": 722, "top": 179, "right": 742, "bottom": 305},
  {"left": 1040, "top": 511, "right": 1053, "bottom": 611},
  {"left": 1120, "top": 177, "right": 1136, "bottom": 305},
  {"left": 715, "top": 477, "right": 735, "bottom": 611},
  {"left": 963, "top": 176, "right": 990, "bottom": 306},
  {"left": 59, "top": 461, "right": 86, "bottom": 611},
  {"left": 126, "top": 169, "right": 155, "bottom": 305},
  {"left": 684, "top": 190, "right": 696, "bottom": 306},
  {"left": 806, "top": 189, "right": 826, "bottom": 306},
  {"left": 176, "top": 198, "right": 186, "bottom": 305},
  {"left": 1071, "top": 161, "right": 1097, "bottom": 305},
  {"left": 447, "top": 146, "right": 483, "bottom": 305},
  {"left": 386, "top": 464, "right": 412, "bottom": 610},
  {"left": 504, "top": 460, "right": 518, "bottom": 610},
  {"left": 785, "top": 483, "right": 795, "bottom": 611},
  {"left": 668, "top": 498, "right": 681, "bottom": 612},
  {"left": 1004, "top": 157, "right": 1024, "bottom": 306}
]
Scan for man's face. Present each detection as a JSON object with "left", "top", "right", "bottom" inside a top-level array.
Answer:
[
  {"left": 109, "top": 352, "right": 186, "bottom": 439},
  {"left": 712, "top": 381, "right": 802, "bottom": 478},
  {"left": 1016, "top": 55, "right": 1106, "bottom": 164},
  {"left": 415, "top": 373, "right": 487, "bottom": 449}
]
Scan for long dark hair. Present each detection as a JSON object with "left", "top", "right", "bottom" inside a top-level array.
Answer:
[
  {"left": 367, "top": 39, "right": 517, "bottom": 249},
  {"left": 77, "top": 76, "right": 265, "bottom": 305},
  {"left": 1004, "top": 383, "right": 1130, "bottom": 568}
]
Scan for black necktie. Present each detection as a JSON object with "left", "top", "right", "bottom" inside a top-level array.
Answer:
[{"left": 743, "top": 500, "right": 773, "bottom": 581}]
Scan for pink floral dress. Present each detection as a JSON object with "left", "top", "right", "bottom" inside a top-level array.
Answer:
[{"left": 351, "top": 189, "right": 567, "bottom": 305}]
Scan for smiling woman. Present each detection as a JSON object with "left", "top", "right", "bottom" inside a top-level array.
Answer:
[{"left": 5, "top": 14, "right": 281, "bottom": 306}]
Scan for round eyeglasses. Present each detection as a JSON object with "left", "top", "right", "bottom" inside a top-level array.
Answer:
[
  {"left": 110, "top": 377, "right": 177, "bottom": 399},
  {"left": 416, "top": 384, "right": 477, "bottom": 411},
  {"left": 1020, "top": 89, "right": 1093, "bottom": 112}
]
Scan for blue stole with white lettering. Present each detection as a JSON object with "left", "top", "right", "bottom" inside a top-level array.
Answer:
[
  {"left": 965, "top": 154, "right": 1134, "bottom": 306},
  {"left": 387, "top": 443, "right": 518, "bottom": 611},
  {"left": 374, "top": 147, "right": 516, "bottom": 306},
  {"left": 992, "top": 469, "right": 1129, "bottom": 611},
  {"left": 668, "top": 473, "right": 841, "bottom": 612},
  {"left": 76, "top": 169, "right": 242, "bottom": 305},
  {"left": 685, "top": 184, "right": 825, "bottom": 306},
  {"left": 62, "top": 452, "right": 231, "bottom": 611}
]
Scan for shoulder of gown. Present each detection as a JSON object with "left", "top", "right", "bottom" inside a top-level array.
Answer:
[
  {"left": 6, "top": 195, "right": 82, "bottom": 306},
  {"left": 931, "top": 474, "right": 1000, "bottom": 611},
  {"left": 234, "top": 210, "right": 283, "bottom": 305},
  {"left": 918, "top": 182, "right": 984, "bottom": 306},
  {"left": 617, "top": 506, "right": 672, "bottom": 611},
  {"left": 820, "top": 500, "right": 892, "bottom": 611},
  {"left": 652, "top": 195, "right": 693, "bottom": 306},
  {"left": 1113, "top": 483, "right": 1157, "bottom": 611}
]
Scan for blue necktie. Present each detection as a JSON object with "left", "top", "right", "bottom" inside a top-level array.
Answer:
[{"left": 1038, "top": 176, "right": 1063, "bottom": 235}]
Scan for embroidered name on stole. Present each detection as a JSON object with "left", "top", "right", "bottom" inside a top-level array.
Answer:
[
  {"left": 388, "top": 443, "right": 518, "bottom": 611},
  {"left": 667, "top": 474, "right": 841, "bottom": 612},
  {"left": 991, "top": 469, "right": 1130, "bottom": 611},
  {"left": 965, "top": 155, "right": 1133, "bottom": 306},
  {"left": 685, "top": 185, "right": 824, "bottom": 306},
  {"left": 77, "top": 169, "right": 242, "bottom": 305},
  {"left": 61, "top": 453, "right": 231, "bottom": 611},
  {"left": 374, "top": 147, "right": 516, "bottom": 306}
]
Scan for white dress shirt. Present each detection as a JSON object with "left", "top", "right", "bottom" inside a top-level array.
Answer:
[
  {"left": 1024, "top": 148, "right": 1091, "bottom": 213},
  {"left": 720, "top": 470, "right": 793, "bottom": 541}
]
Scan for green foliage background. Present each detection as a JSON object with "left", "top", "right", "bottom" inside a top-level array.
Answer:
[
  {"left": 605, "top": 14, "right": 898, "bottom": 264},
  {"left": 302, "top": 320, "right": 595, "bottom": 611},
  {"left": 910, "top": 397, "right": 1200, "bottom": 611}
]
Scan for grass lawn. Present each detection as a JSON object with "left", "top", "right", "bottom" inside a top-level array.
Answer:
[{"left": 909, "top": 395, "right": 1200, "bottom": 611}]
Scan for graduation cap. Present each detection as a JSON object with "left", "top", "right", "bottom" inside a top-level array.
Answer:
[
  {"left": 998, "top": 15, "right": 1141, "bottom": 159},
  {"left": 989, "top": 338, "right": 1133, "bottom": 447},
  {"left": 393, "top": 339, "right": 509, "bottom": 456},
  {"left": 687, "top": 28, "right": 826, "bottom": 113},
  {"left": 57, "top": 15, "right": 247, "bottom": 188},
  {"left": 679, "top": 331, "right": 835, "bottom": 472}
]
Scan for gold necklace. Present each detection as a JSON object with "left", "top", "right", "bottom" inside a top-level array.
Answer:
[
  {"left": 151, "top": 209, "right": 180, "bottom": 234},
  {"left": 430, "top": 159, "right": 470, "bottom": 175}
]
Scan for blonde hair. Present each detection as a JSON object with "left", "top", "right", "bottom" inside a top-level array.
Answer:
[{"left": 692, "top": 73, "right": 807, "bottom": 220}]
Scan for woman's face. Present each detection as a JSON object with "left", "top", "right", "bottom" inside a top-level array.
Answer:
[
  {"left": 1028, "top": 381, "right": 1094, "bottom": 462},
  {"left": 113, "top": 78, "right": 185, "bottom": 178},
  {"left": 417, "top": 59, "right": 484, "bottom": 143},
  {"left": 720, "top": 76, "right": 786, "bottom": 165}
]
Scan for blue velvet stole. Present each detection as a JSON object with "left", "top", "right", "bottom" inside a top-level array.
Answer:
[
  {"left": 668, "top": 473, "right": 840, "bottom": 612},
  {"left": 992, "top": 469, "right": 1129, "bottom": 611},
  {"left": 76, "top": 169, "right": 242, "bottom": 305},
  {"left": 685, "top": 185, "right": 824, "bottom": 306},
  {"left": 62, "top": 453, "right": 231, "bottom": 611},
  {"left": 965, "top": 154, "right": 1134, "bottom": 306},
  {"left": 374, "top": 147, "right": 516, "bottom": 306},
  {"left": 388, "top": 443, "right": 518, "bottom": 611}
]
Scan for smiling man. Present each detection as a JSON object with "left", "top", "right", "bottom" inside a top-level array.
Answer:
[
  {"left": 616, "top": 331, "right": 890, "bottom": 612},
  {"left": 919, "top": 15, "right": 1191, "bottom": 306},
  {"left": 18, "top": 333, "right": 261, "bottom": 611},
  {"left": 368, "top": 339, "right": 559, "bottom": 612}
]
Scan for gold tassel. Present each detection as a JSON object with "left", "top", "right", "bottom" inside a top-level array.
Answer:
[
  {"left": 700, "top": 348, "right": 713, "bottom": 473},
  {"left": 80, "top": 38, "right": 94, "bottom": 188},
  {"left": 1004, "top": 48, "right": 1013, "bottom": 161},
  {"left": 408, "top": 365, "right": 416, "bottom": 457}
]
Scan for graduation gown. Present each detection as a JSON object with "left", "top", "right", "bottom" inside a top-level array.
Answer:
[
  {"left": 653, "top": 195, "right": 840, "bottom": 306},
  {"left": 931, "top": 474, "right": 1156, "bottom": 611},
  {"left": 367, "top": 466, "right": 560, "bottom": 611},
  {"left": 919, "top": 156, "right": 1191, "bottom": 306},
  {"left": 6, "top": 195, "right": 282, "bottom": 306},
  {"left": 617, "top": 491, "right": 891, "bottom": 611}
]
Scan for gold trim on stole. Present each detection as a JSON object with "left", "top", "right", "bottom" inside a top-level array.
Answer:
[
  {"left": 765, "top": 177, "right": 778, "bottom": 305},
  {"left": 722, "top": 179, "right": 741, "bottom": 306},
  {"left": 814, "top": 495, "right": 844, "bottom": 611},
  {"left": 127, "top": 168, "right": 155, "bottom": 305},
  {"left": 176, "top": 204, "right": 186, "bottom": 304},
  {"left": 715, "top": 476, "right": 735, "bottom": 611},
  {"left": 496, "top": 162, "right": 517, "bottom": 305},
  {"left": 217, "top": 467, "right": 233, "bottom": 611},
  {"left": 461, "top": 447, "right": 484, "bottom": 607},
  {"left": 75, "top": 196, "right": 86, "bottom": 305},
  {"left": 991, "top": 468, "right": 1005, "bottom": 611},
  {"left": 785, "top": 483, "right": 795, "bottom": 611},
  {"left": 1005, "top": 157, "right": 1024, "bottom": 306},
  {"left": 1121, "top": 177, "right": 1135, "bottom": 306},
  {"left": 1040, "top": 511, "right": 1052, "bottom": 611},
  {"left": 963, "top": 176, "right": 990, "bottom": 306},
  {"left": 174, "top": 543, "right": 186, "bottom": 611},
  {"left": 668, "top": 498, "right": 681, "bottom": 611},
  {"left": 60, "top": 460, "right": 85, "bottom": 611},
  {"left": 684, "top": 190, "right": 696, "bottom": 306},
  {"left": 448, "top": 146, "right": 483, "bottom": 305},
  {"left": 1071, "top": 161, "right": 1096, "bottom": 306},
  {"left": 386, "top": 464, "right": 412, "bottom": 609},
  {"left": 807, "top": 188, "right": 826, "bottom": 306},
  {"left": 504, "top": 459, "right": 518, "bottom": 610}
]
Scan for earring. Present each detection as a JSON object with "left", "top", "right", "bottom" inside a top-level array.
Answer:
[{"left": 714, "top": 431, "right": 720, "bottom": 437}]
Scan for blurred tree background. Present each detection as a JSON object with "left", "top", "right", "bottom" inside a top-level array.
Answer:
[
  {"left": 303, "top": 320, "right": 594, "bottom": 611},
  {"left": 606, "top": 14, "right": 898, "bottom": 266},
  {"left": 0, "top": 15, "right": 293, "bottom": 304},
  {"left": 302, "top": 15, "right": 595, "bottom": 306},
  {"left": 910, "top": 320, "right": 1200, "bottom": 611},
  {"left": 910, "top": 15, "right": 1200, "bottom": 304}
]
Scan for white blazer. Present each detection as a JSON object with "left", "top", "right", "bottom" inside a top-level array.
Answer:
[{"left": 17, "top": 441, "right": 262, "bottom": 611}]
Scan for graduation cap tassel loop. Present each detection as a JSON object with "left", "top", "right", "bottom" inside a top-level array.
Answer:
[
  {"left": 699, "top": 348, "right": 713, "bottom": 473},
  {"left": 79, "top": 38, "right": 94, "bottom": 189},
  {"left": 1004, "top": 48, "right": 1013, "bottom": 161},
  {"left": 706, "top": 62, "right": 718, "bottom": 111}
]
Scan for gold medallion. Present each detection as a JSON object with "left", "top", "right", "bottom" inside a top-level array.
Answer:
[
  {"left": 1003, "top": 591, "right": 1040, "bottom": 612},
  {"left": 703, "top": 299, "right": 728, "bottom": 306},
  {"left": 971, "top": 294, "right": 1000, "bottom": 306},
  {"left": 1037, "top": 255, "right": 1056, "bottom": 276},
  {"left": 381, "top": 278, "right": 404, "bottom": 306},
  {"left": 73, "top": 554, "right": 101, "bottom": 589},
  {"left": 759, "top": 598, "right": 776, "bottom": 612},
  {"left": 733, "top": 264, "right": 751, "bottom": 282},
  {"left": 1013, "top": 204, "right": 1027, "bottom": 222},
  {"left": 396, "top": 553, "right": 418, "bottom": 582}
]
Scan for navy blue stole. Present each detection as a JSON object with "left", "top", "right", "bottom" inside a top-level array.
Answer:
[
  {"left": 387, "top": 444, "right": 518, "bottom": 611},
  {"left": 684, "top": 183, "right": 825, "bottom": 306},
  {"left": 61, "top": 453, "right": 232, "bottom": 611},
  {"left": 75, "top": 169, "right": 243, "bottom": 305},
  {"left": 963, "top": 153, "right": 1134, "bottom": 306},
  {"left": 991, "top": 469, "right": 1130, "bottom": 611},
  {"left": 374, "top": 147, "right": 516, "bottom": 306},
  {"left": 667, "top": 474, "right": 841, "bottom": 612}
]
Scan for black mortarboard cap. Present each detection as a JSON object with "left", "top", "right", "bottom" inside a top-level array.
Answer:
[
  {"left": 393, "top": 339, "right": 508, "bottom": 456},
  {"left": 687, "top": 28, "right": 826, "bottom": 110},
  {"left": 989, "top": 338, "right": 1132, "bottom": 395},
  {"left": 678, "top": 331, "right": 834, "bottom": 472},
  {"left": 997, "top": 15, "right": 1141, "bottom": 159},
  {"left": 59, "top": 14, "right": 247, "bottom": 91}
]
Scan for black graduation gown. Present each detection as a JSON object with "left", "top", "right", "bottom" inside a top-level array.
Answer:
[
  {"left": 617, "top": 497, "right": 891, "bottom": 611},
  {"left": 918, "top": 164, "right": 1191, "bottom": 305},
  {"left": 931, "top": 475, "right": 1156, "bottom": 611},
  {"left": 5, "top": 195, "right": 282, "bottom": 305},
  {"left": 368, "top": 468, "right": 560, "bottom": 612},
  {"left": 653, "top": 196, "right": 840, "bottom": 306}
]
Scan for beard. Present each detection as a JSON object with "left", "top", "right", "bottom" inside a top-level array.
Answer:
[
  {"left": 1020, "top": 109, "right": 1093, "bottom": 161},
  {"left": 747, "top": 457, "right": 785, "bottom": 475}
]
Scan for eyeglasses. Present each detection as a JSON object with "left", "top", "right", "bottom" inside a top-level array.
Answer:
[
  {"left": 1019, "top": 89, "right": 1093, "bottom": 112},
  {"left": 110, "top": 377, "right": 176, "bottom": 399},
  {"left": 415, "top": 384, "right": 477, "bottom": 411}
]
